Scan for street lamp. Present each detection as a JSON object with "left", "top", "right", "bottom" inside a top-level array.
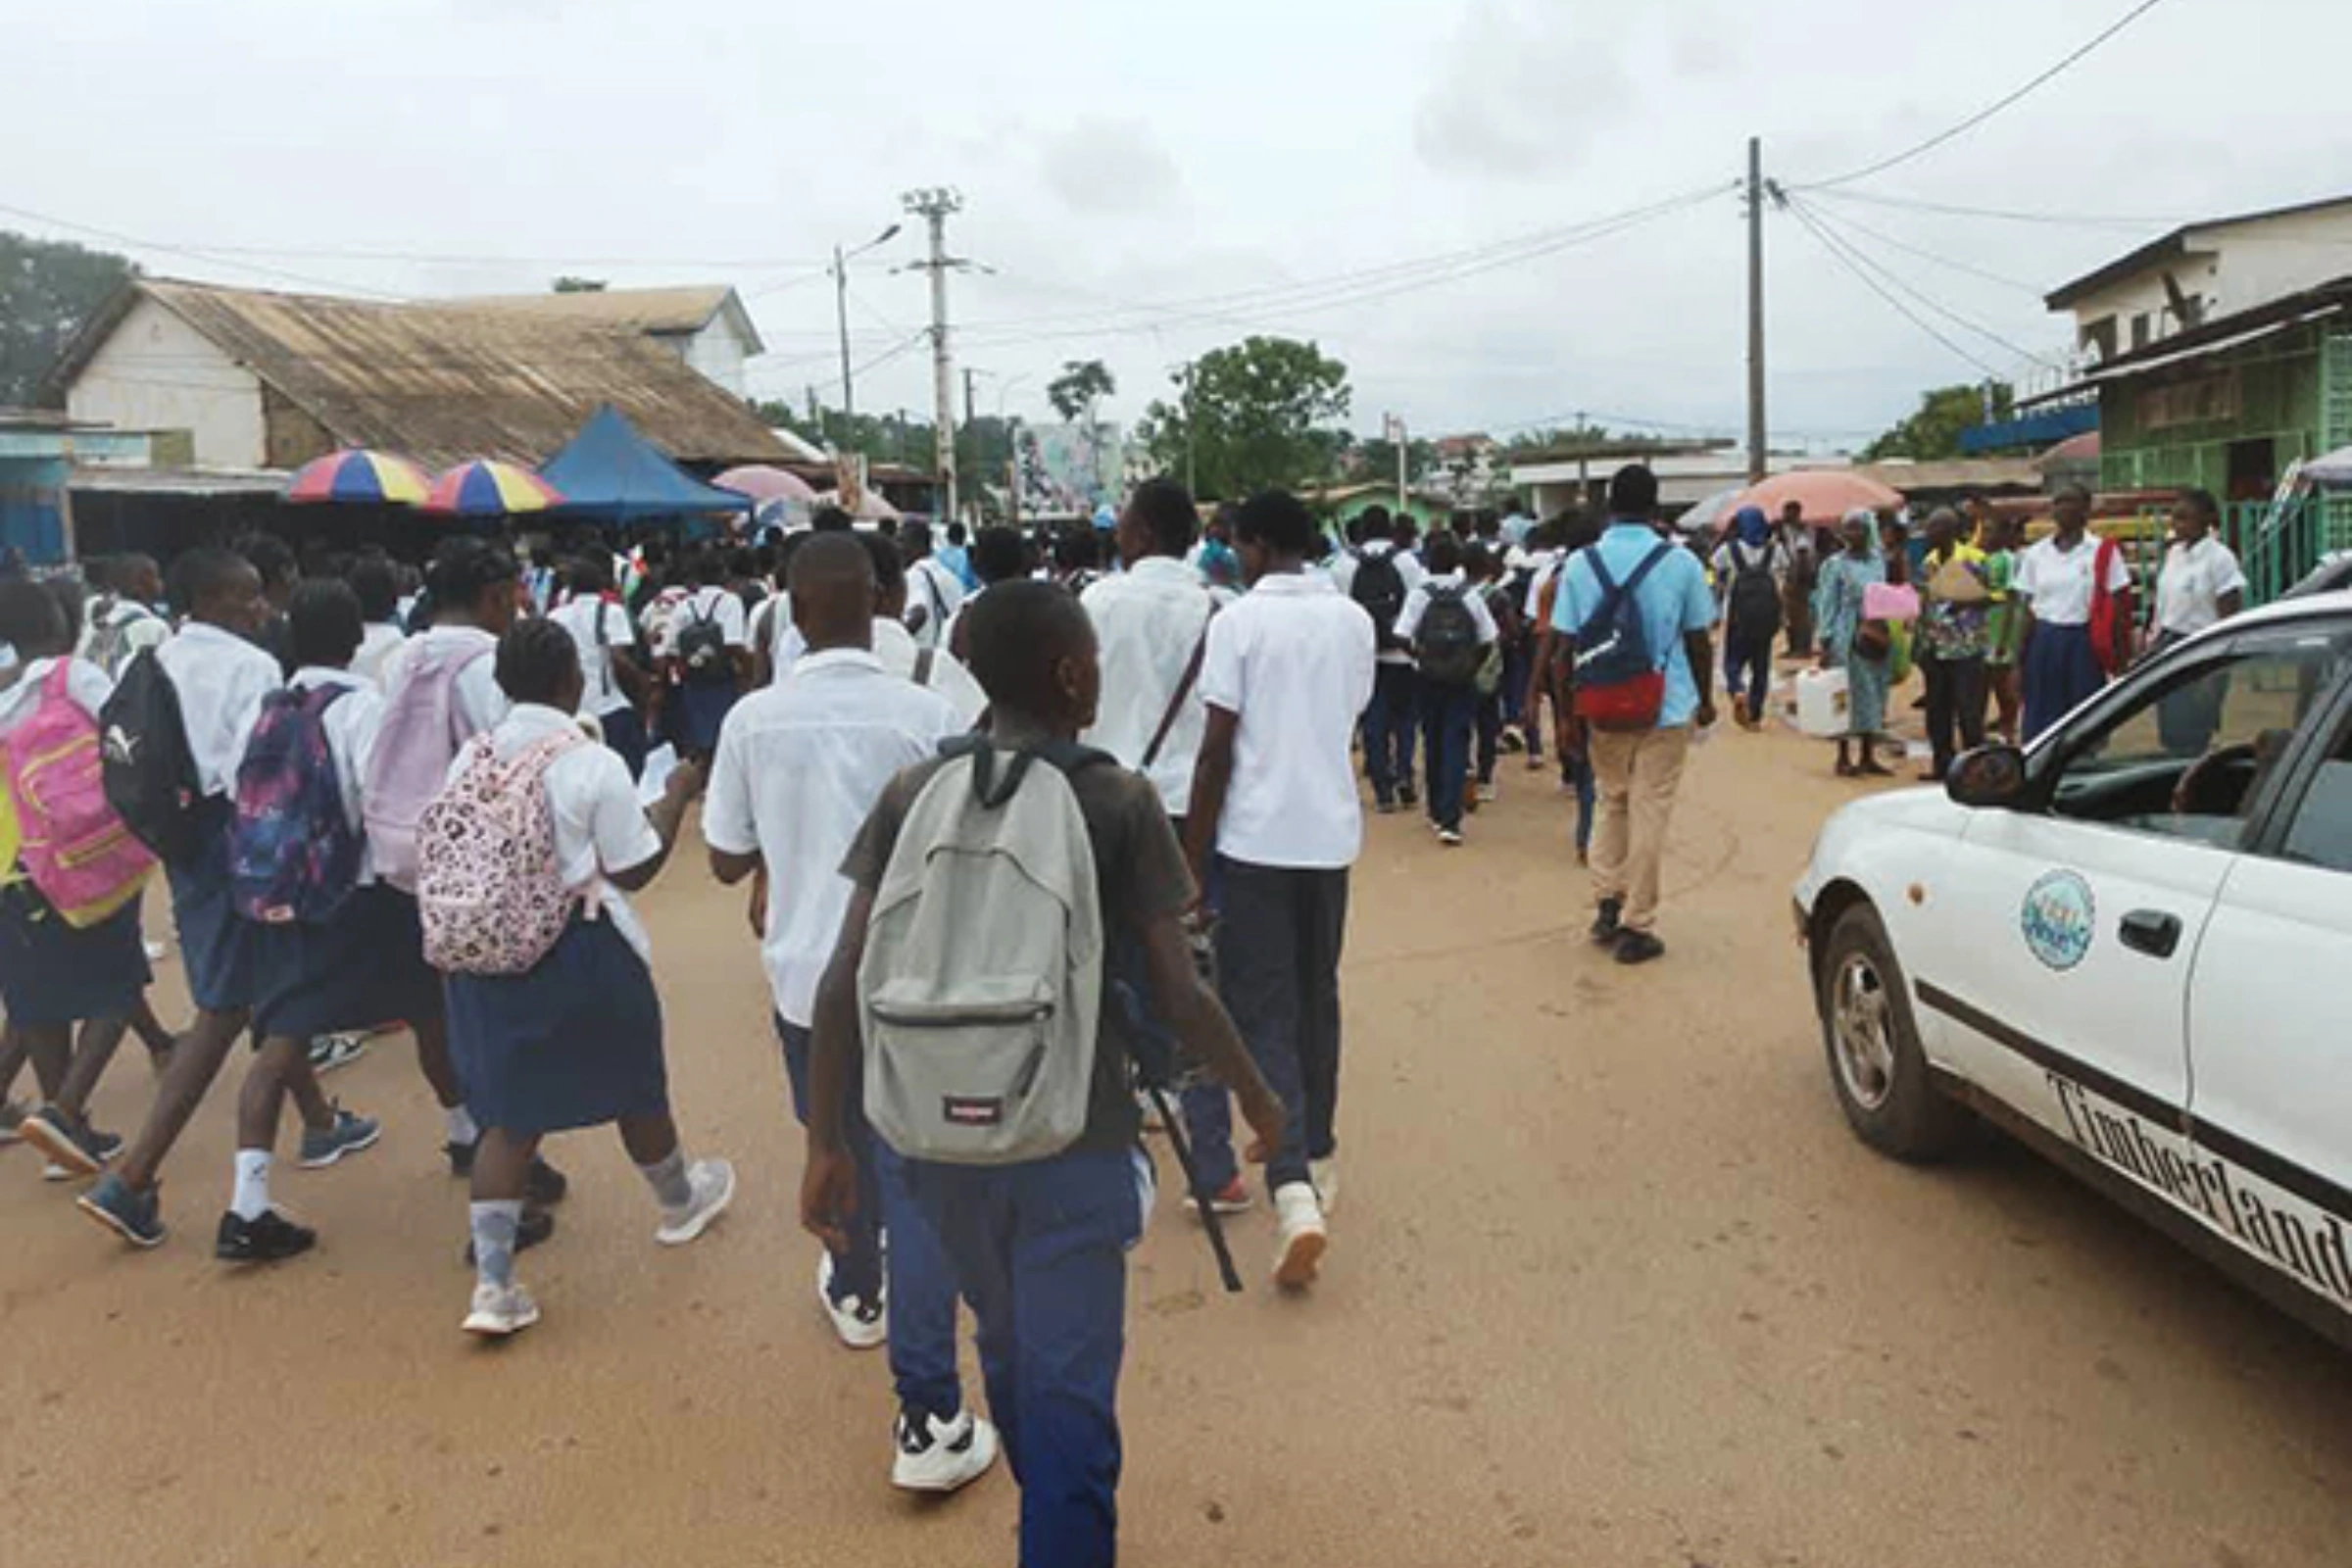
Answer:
[{"left": 833, "top": 222, "right": 903, "bottom": 431}]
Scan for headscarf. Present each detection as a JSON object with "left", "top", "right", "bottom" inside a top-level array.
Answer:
[{"left": 1732, "top": 504, "right": 1770, "bottom": 548}]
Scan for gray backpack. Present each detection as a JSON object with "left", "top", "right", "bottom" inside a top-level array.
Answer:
[{"left": 858, "top": 739, "right": 1106, "bottom": 1165}]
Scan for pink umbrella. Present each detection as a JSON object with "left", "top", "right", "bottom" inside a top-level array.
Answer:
[
  {"left": 712, "top": 465, "right": 819, "bottom": 505},
  {"left": 1728, "top": 470, "right": 1904, "bottom": 525}
]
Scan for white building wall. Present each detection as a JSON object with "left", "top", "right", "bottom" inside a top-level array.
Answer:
[
  {"left": 2066, "top": 208, "right": 2352, "bottom": 358},
  {"left": 676, "top": 324, "right": 750, "bottom": 398},
  {"left": 65, "top": 297, "right": 268, "bottom": 467}
]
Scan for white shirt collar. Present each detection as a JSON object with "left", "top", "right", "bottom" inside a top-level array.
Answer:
[
  {"left": 1249, "top": 571, "right": 1333, "bottom": 597},
  {"left": 789, "top": 647, "right": 887, "bottom": 677},
  {"left": 1128, "top": 555, "right": 1199, "bottom": 584},
  {"left": 291, "top": 665, "right": 363, "bottom": 689},
  {"left": 504, "top": 702, "right": 578, "bottom": 736}
]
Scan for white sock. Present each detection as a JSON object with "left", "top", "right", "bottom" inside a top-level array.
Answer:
[
  {"left": 639, "top": 1149, "right": 693, "bottom": 1210},
  {"left": 231, "top": 1149, "right": 272, "bottom": 1221},
  {"left": 444, "top": 1105, "right": 479, "bottom": 1147}
]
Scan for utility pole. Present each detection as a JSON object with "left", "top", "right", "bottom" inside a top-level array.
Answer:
[
  {"left": 963, "top": 367, "right": 980, "bottom": 521},
  {"left": 830, "top": 222, "right": 902, "bottom": 446},
  {"left": 1746, "top": 135, "right": 1768, "bottom": 485},
  {"left": 1387, "top": 413, "right": 1409, "bottom": 514},
  {"left": 903, "top": 187, "right": 966, "bottom": 525}
]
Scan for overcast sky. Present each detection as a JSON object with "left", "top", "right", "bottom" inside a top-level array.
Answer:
[{"left": 6, "top": 0, "right": 2343, "bottom": 451}]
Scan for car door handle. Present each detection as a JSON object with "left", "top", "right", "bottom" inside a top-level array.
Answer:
[{"left": 2120, "top": 909, "right": 2183, "bottom": 959}]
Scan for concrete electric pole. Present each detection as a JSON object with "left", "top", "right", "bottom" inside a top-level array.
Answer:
[
  {"left": 831, "top": 222, "right": 901, "bottom": 435},
  {"left": 1746, "top": 136, "right": 1768, "bottom": 486},
  {"left": 903, "top": 187, "right": 966, "bottom": 524}
]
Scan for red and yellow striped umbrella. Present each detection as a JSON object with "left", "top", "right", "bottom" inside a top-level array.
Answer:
[
  {"left": 422, "top": 460, "right": 565, "bottom": 517},
  {"left": 285, "top": 449, "right": 430, "bottom": 506}
]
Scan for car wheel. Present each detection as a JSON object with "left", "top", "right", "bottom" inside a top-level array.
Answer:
[{"left": 1817, "top": 903, "right": 1968, "bottom": 1161}]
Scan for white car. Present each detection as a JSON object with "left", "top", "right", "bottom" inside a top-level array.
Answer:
[{"left": 1795, "top": 593, "right": 2352, "bottom": 1345}]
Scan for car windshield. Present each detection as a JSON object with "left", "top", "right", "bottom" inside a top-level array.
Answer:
[{"left": 2051, "top": 622, "right": 2352, "bottom": 840}]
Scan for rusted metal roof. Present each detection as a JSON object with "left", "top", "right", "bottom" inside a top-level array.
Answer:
[
  {"left": 55, "top": 279, "right": 783, "bottom": 469},
  {"left": 443, "top": 284, "right": 762, "bottom": 352}
]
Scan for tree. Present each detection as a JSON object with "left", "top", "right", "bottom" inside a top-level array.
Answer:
[
  {"left": 1, "top": 230, "right": 136, "bottom": 408},
  {"left": 1135, "top": 336, "right": 1351, "bottom": 499},
  {"left": 552, "top": 276, "right": 608, "bottom": 294},
  {"left": 1864, "top": 382, "right": 2013, "bottom": 462},
  {"left": 1046, "top": 359, "right": 1116, "bottom": 424},
  {"left": 1352, "top": 435, "right": 1438, "bottom": 485}
]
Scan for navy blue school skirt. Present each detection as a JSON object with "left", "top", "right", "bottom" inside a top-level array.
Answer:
[
  {"left": 2022, "top": 621, "right": 2105, "bottom": 743},
  {"left": 0, "top": 881, "right": 151, "bottom": 1028},
  {"left": 251, "top": 884, "right": 444, "bottom": 1043},
  {"left": 166, "top": 797, "right": 263, "bottom": 1014},
  {"left": 598, "top": 704, "right": 649, "bottom": 780},
  {"left": 674, "top": 681, "right": 737, "bottom": 755},
  {"left": 445, "top": 915, "right": 668, "bottom": 1136}
]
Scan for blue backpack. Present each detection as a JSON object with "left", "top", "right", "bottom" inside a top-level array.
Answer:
[
  {"left": 1570, "top": 543, "right": 1676, "bottom": 731},
  {"left": 230, "top": 686, "right": 365, "bottom": 925}
]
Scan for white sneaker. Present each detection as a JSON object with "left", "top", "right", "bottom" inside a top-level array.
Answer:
[
  {"left": 1438, "top": 827, "right": 1464, "bottom": 848},
  {"left": 1272, "top": 1182, "right": 1328, "bottom": 1290},
  {"left": 817, "top": 1251, "right": 887, "bottom": 1349},
  {"left": 655, "top": 1157, "right": 736, "bottom": 1246},
  {"left": 892, "top": 1406, "right": 1001, "bottom": 1494},
  {"left": 1310, "top": 1157, "right": 1339, "bottom": 1216},
  {"left": 463, "top": 1281, "right": 541, "bottom": 1338},
  {"left": 1478, "top": 783, "right": 1498, "bottom": 804}
]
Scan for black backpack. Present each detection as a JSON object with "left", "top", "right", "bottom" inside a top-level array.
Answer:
[
  {"left": 1349, "top": 550, "right": 1408, "bottom": 652},
  {"left": 99, "top": 649, "right": 206, "bottom": 862},
  {"left": 676, "top": 600, "right": 732, "bottom": 686},
  {"left": 1415, "top": 584, "right": 1484, "bottom": 687},
  {"left": 1727, "top": 538, "right": 1784, "bottom": 642}
]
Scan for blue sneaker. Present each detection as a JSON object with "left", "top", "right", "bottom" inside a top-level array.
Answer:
[
  {"left": 77, "top": 1173, "right": 166, "bottom": 1249},
  {"left": 297, "top": 1106, "right": 382, "bottom": 1170}
]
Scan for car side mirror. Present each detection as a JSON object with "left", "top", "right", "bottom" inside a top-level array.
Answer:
[{"left": 1947, "top": 745, "right": 2029, "bottom": 809}]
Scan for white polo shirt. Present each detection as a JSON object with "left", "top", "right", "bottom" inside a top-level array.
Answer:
[
  {"left": 286, "top": 666, "right": 385, "bottom": 882},
  {"left": 379, "top": 624, "right": 508, "bottom": 740},
  {"left": 2155, "top": 535, "right": 2247, "bottom": 639},
  {"left": 906, "top": 558, "right": 967, "bottom": 650},
  {"left": 703, "top": 648, "right": 961, "bottom": 1025},
  {"left": 871, "top": 616, "right": 987, "bottom": 725},
  {"left": 662, "top": 584, "right": 749, "bottom": 659},
  {"left": 352, "top": 621, "right": 407, "bottom": 691},
  {"left": 2015, "top": 534, "right": 2132, "bottom": 627},
  {"left": 0, "top": 656, "right": 113, "bottom": 740},
  {"left": 548, "top": 596, "right": 638, "bottom": 717},
  {"left": 453, "top": 704, "right": 662, "bottom": 964},
  {"left": 1081, "top": 556, "right": 1217, "bottom": 816},
  {"left": 1395, "top": 569, "right": 1499, "bottom": 645},
  {"left": 1329, "top": 541, "right": 1425, "bottom": 667},
  {"left": 156, "top": 621, "right": 281, "bottom": 800},
  {"left": 1197, "top": 570, "right": 1377, "bottom": 870}
]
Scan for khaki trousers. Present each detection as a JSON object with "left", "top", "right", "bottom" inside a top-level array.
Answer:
[{"left": 1588, "top": 724, "right": 1692, "bottom": 934}]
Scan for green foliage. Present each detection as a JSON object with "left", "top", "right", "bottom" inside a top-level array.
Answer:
[
  {"left": 0, "top": 230, "right": 136, "bottom": 408},
  {"left": 1864, "top": 382, "right": 2013, "bottom": 462},
  {"left": 1136, "top": 336, "right": 1351, "bottom": 499},
  {"left": 1046, "top": 359, "right": 1116, "bottom": 424},
  {"left": 753, "top": 399, "right": 1019, "bottom": 514},
  {"left": 1352, "top": 435, "right": 1438, "bottom": 483}
]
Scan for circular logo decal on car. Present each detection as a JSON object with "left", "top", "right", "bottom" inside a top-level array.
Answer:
[{"left": 2020, "top": 870, "right": 2096, "bottom": 971}]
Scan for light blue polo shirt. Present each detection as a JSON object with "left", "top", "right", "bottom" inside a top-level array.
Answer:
[{"left": 1551, "top": 521, "right": 1718, "bottom": 728}]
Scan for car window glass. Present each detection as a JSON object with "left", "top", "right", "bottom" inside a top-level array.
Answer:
[
  {"left": 2052, "top": 628, "right": 2352, "bottom": 845},
  {"left": 2280, "top": 718, "right": 2352, "bottom": 873}
]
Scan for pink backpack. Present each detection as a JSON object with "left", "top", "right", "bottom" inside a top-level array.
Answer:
[
  {"left": 416, "top": 730, "right": 585, "bottom": 976},
  {"left": 364, "top": 642, "right": 492, "bottom": 892},
  {"left": 3, "top": 661, "right": 155, "bottom": 927}
]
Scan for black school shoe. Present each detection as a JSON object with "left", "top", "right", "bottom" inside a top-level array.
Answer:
[
  {"left": 1614, "top": 930, "right": 1667, "bottom": 966},
  {"left": 1590, "top": 899, "right": 1624, "bottom": 946},
  {"left": 216, "top": 1208, "right": 317, "bottom": 1264},
  {"left": 464, "top": 1205, "right": 557, "bottom": 1268}
]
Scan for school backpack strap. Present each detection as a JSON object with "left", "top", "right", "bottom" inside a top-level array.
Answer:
[
  {"left": 913, "top": 645, "right": 937, "bottom": 691},
  {"left": 1141, "top": 609, "right": 1217, "bottom": 772}
]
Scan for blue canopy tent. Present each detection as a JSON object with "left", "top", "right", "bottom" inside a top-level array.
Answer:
[{"left": 539, "top": 405, "right": 755, "bottom": 525}]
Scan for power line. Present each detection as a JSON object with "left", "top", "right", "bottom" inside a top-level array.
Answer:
[
  {"left": 1784, "top": 199, "right": 2007, "bottom": 377},
  {"left": 1802, "top": 187, "right": 2187, "bottom": 229},
  {"left": 1796, "top": 0, "right": 2176, "bottom": 191},
  {"left": 1785, "top": 201, "right": 2047, "bottom": 294},
  {"left": 0, "top": 199, "right": 411, "bottom": 300},
  {"left": 1788, "top": 196, "right": 2064, "bottom": 369},
  {"left": 958, "top": 184, "right": 1737, "bottom": 352}
]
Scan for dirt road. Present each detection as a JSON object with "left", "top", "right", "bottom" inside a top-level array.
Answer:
[{"left": 5, "top": 720, "right": 2349, "bottom": 1568}]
